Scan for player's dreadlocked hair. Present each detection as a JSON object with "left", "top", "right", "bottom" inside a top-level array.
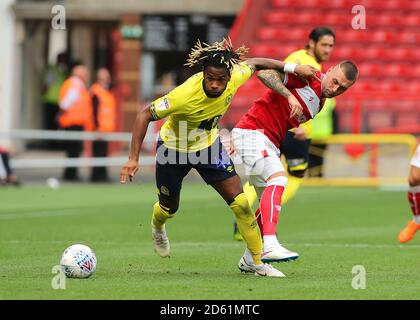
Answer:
[{"left": 185, "top": 37, "right": 249, "bottom": 74}]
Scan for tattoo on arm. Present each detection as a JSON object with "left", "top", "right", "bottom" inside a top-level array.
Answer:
[{"left": 258, "top": 70, "right": 292, "bottom": 98}]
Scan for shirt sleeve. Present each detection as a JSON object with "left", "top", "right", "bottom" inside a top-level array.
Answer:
[
  {"left": 282, "top": 73, "right": 304, "bottom": 88},
  {"left": 283, "top": 71, "right": 322, "bottom": 89},
  {"left": 149, "top": 84, "right": 187, "bottom": 120},
  {"left": 284, "top": 51, "right": 301, "bottom": 64},
  {"left": 300, "top": 120, "right": 313, "bottom": 136},
  {"left": 231, "top": 62, "right": 254, "bottom": 89}
]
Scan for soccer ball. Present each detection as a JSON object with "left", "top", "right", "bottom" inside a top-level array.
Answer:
[
  {"left": 60, "top": 244, "right": 97, "bottom": 278},
  {"left": 46, "top": 177, "right": 60, "bottom": 189}
]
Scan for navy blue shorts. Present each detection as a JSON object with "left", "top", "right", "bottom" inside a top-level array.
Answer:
[
  {"left": 280, "top": 131, "right": 311, "bottom": 177},
  {"left": 155, "top": 137, "right": 237, "bottom": 200}
]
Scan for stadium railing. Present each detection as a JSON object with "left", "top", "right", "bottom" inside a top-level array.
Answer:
[
  {"left": 1, "top": 130, "right": 417, "bottom": 187},
  {"left": 0, "top": 129, "right": 156, "bottom": 168}
]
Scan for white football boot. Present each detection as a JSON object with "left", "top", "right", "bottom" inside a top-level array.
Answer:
[
  {"left": 237, "top": 248, "right": 256, "bottom": 273},
  {"left": 152, "top": 224, "right": 170, "bottom": 257},
  {"left": 261, "top": 242, "right": 299, "bottom": 263},
  {"left": 238, "top": 248, "right": 285, "bottom": 277},
  {"left": 255, "top": 263, "right": 286, "bottom": 277}
]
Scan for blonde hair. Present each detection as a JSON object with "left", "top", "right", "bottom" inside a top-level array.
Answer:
[{"left": 185, "top": 37, "right": 249, "bottom": 73}]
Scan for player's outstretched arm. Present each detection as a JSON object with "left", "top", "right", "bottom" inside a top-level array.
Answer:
[
  {"left": 245, "top": 58, "right": 319, "bottom": 80},
  {"left": 245, "top": 58, "right": 286, "bottom": 72},
  {"left": 120, "top": 104, "right": 154, "bottom": 183},
  {"left": 257, "top": 70, "right": 303, "bottom": 118}
]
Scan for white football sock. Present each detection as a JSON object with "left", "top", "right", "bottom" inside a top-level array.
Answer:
[
  {"left": 263, "top": 235, "right": 280, "bottom": 250},
  {"left": 244, "top": 247, "right": 254, "bottom": 263}
]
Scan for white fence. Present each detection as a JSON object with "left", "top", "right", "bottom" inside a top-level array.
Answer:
[{"left": 0, "top": 129, "right": 157, "bottom": 168}]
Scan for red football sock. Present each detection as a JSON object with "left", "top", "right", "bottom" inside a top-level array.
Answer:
[
  {"left": 255, "top": 208, "right": 263, "bottom": 231},
  {"left": 258, "top": 177, "right": 287, "bottom": 236},
  {"left": 408, "top": 186, "right": 420, "bottom": 218}
]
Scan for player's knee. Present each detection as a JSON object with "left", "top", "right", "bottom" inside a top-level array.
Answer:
[
  {"left": 230, "top": 193, "right": 250, "bottom": 212},
  {"left": 166, "top": 204, "right": 178, "bottom": 215},
  {"left": 408, "top": 170, "right": 420, "bottom": 187},
  {"left": 266, "top": 175, "right": 288, "bottom": 187},
  {"left": 158, "top": 200, "right": 179, "bottom": 215}
]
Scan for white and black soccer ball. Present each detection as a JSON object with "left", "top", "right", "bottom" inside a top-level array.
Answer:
[{"left": 60, "top": 244, "right": 97, "bottom": 278}]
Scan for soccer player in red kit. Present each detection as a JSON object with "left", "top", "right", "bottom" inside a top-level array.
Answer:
[
  {"left": 398, "top": 144, "right": 420, "bottom": 243},
  {"left": 231, "top": 61, "right": 358, "bottom": 272}
]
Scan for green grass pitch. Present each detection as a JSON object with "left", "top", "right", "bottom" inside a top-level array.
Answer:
[{"left": 0, "top": 183, "right": 419, "bottom": 300}]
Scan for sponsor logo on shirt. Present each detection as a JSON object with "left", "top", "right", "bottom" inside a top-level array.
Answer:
[{"left": 156, "top": 98, "right": 170, "bottom": 111}]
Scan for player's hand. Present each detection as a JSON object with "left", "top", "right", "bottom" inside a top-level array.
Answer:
[
  {"left": 120, "top": 159, "right": 139, "bottom": 184},
  {"left": 218, "top": 130, "right": 236, "bottom": 156},
  {"left": 288, "top": 95, "right": 303, "bottom": 119},
  {"left": 294, "top": 65, "right": 321, "bottom": 81},
  {"left": 293, "top": 126, "right": 308, "bottom": 141}
]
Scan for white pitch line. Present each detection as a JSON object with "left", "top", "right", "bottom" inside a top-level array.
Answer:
[
  {"left": 169, "top": 241, "right": 420, "bottom": 249},
  {"left": 0, "top": 240, "right": 115, "bottom": 245},
  {"left": 0, "top": 209, "right": 81, "bottom": 220},
  {"left": 0, "top": 239, "right": 420, "bottom": 250},
  {"left": 286, "top": 242, "right": 420, "bottom": 249},
  {"left": 133, "top": 241, "right": 420, "bottom": 249},
  {"left": 1, "top": 239, "right": 419, "bottom": 249}
]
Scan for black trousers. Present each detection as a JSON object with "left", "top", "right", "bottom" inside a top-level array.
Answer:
[
  {"left": 43, "top": 102, "right": 64, "bottom": 149},
  {"left": 91, "top": 140, "right": 109, "bottom": 182},
  {"left": 308, "top": 143, "right": 328, "bottom": 177},
  {"left": 0, "top": 152, "right": 12, "bottom": 176},
  {"left": 63, "top": 125, "right": 84, "bottom": 181}
]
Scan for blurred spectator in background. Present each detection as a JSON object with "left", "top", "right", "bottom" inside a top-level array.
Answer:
[
  {"left": 89, "top": 68, "right": 116, "bottom": 182},
  {"left": 42, "top": 52, "right": 68, "bottom": 148},
  {"left": 58, "top": 63, "right": 93, "bottom": 181},
  {"left": 307, "top": 98, "right": 338, "bottom": 177},
  {"left": 0, "top": 146, "right": 20, "bottom": 186}
]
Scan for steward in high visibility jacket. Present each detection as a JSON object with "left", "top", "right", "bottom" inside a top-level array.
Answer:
[
  {"left": 58, "top": 76, "right": 93, "bottom": 130},
  {"left": 90, "top": 82, "right": 116, "bottom": 133},
  {"left": 58, "top": 64, "right": 92, "bottom": 181},
  {"left": 89, "top": 68, "right": 117, "bottom": 182}
]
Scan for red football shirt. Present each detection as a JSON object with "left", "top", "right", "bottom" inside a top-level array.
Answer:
[{"left": 235, "top": 72, "right": 325, "bottom": 147}]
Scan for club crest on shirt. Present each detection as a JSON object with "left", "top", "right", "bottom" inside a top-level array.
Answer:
[{"left": 225, "top": 94, "right": 232, "bottom": 106}]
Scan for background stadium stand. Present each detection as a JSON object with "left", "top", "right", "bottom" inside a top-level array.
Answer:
[{"left": 224, "top": 0, "right": 420, "bottom": 135}]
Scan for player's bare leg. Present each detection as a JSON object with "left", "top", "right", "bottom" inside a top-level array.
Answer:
[
  {"left": 211, "top": 175, "right": 285, "bottom": 277},
  {"left": 398, "top": 165, "right": 420, "bottom": 243}
]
